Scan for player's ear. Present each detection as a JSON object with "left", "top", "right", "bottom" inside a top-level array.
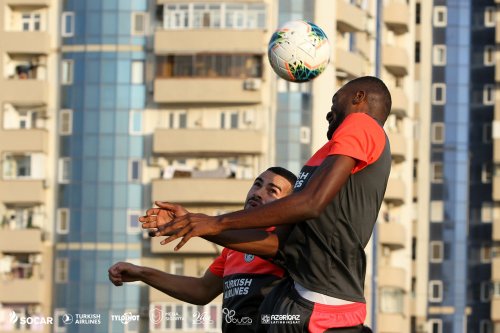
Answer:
[{"left": 352, "top": 90, "right": 366, "bottom": 104}]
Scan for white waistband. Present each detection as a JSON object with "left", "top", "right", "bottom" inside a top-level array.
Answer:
[{"left": 294, "top": 282, "right": 355, "bottom": 305}]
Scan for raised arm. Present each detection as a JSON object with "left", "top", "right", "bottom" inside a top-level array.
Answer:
[
  {"left": 108, "top": 262, "right": 222, "bottom": 305},
  {"left": 159, "top": 155, "right": 355, "bottom": 250}
]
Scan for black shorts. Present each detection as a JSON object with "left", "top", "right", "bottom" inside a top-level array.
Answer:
[{"left": 257, "top": 278, "right": 367, "bottom": 333}]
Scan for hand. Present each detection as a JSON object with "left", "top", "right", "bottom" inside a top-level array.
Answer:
[
  {"left": 139, "top": 201, "right": 189, "bottom": 236},
  {"left": 156, "top": 213, "right": 222, "bottom": 251},
  {"left": 108, "top": 262, "right": 143, "bottom": 286}
]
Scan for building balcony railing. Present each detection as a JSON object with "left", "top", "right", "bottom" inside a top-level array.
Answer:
[
  {"left": 0, "top": 180, "right": 45, "bottom": 204},
  {"left": 378, "top": 222, "right": 406, "bottom": 250},
  {"left": 0, "top": 229, "right": 42, "bottom": 253},
  {"left": 335, "top": 48, "right": 364, "bottom": 80},
  {"left": 493, "top": 175, "right": 500, "bottom": 201},
  {"left": 151, "top": 237, "right": 222, "bottom": 254},
  {"left": 492, "top": 257, "right": 500, "bottom": 281},
  {"left": 378, "top": 313, "right": 405, "bottom": 333},
  {"left": 0, "top": 278, "right": 43, "bottom": 303},
  {"left": 0, "top": 31, "right": 50, "bottom": 54},
  {"left": 382, "top": 45, "right": 409, "bottom": 77},
  {"left": 492, "top": 298, "right": 500, "bottom": 321},
  {"left": 391, "top": 87, "right": 408, "bottom": 117},
  {"left": 336, "top": 0, "right": 366, "bottom": 32},
  {"left": 1, "top": 79, "right": 47, "bottom": 104},
  {"left": 493, "top": 219, "right": 500, "bottom": 241},
  {"left": 378, "top": 266, "right": 406, "bottom": 290},
  {"left": 384, "top": 178, "right": 406, "bottom": 205},
  {"left": 0, "top": 129, "right": 48, "bottom": 153},
  {"left": 154, "top": 29, "right": 265, "bottom": 54},
  {"left": 153, "top": 128, "right": 263, "bottom": 156},
  {"left": 154, "top": 78, "right": 263, "bottom": 104},
  {"left": 387, "top": 131, "right": 406, "bottom": 163},
  {"left": 152, "top": 178, "right": 253, "bottom": 205},
  {"left": 384, "top": 2, "right": 410, "bottom": 34}
]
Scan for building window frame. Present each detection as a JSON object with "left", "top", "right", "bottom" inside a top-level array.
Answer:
[
  {"left": 55, "top": 258, "right": 69, "bottom": 283},
  {"left": 129, "top": 159, "right": 142, "bottom": 182},
  {"left": 59, "top": 109, "right": 73, "bottom": 135},
  {"left": 483, "top": 84, "right": 495, "bottom": 105},
  {"left": 432, "top": 83, "right": 446, "bottom": 105},
  {"left": 129, "top": 110, "right": 143, "bottom": 135},
  {"left": 127, "top": 210, "right": 142, "bottom": 234},
  {"left": 429, "top": 319, "right": 443, "bottom": 333},
  {"left": 430, "top": 241, "right": 443, "bottom": 263},
  {"left": 131, "top": 12, "right": 148, "bottom": 35},
  {"left": 484, "top": 7, "right": 496, "bottom": 28},
  {"left": 431, "top": 123, "right": 445, "bottom": 144},
  {"left": 56, "top": 208, "right": 70, "bottom": 234},
  {"left": 61, "top": 60, "right": 74, "bottom": 85},
  {"left": 431, "top": 162, "right": 444, "bottom": 183},
  {"left": 131, "top": 60, "right": 144, "bottom": 84},
  {"left": 433, "top": 6, "right": 447, "bottom": 27},
  {"left": 61, "top": 12, "right": 74, "bottom": 37},
  {"left": 484, "top": 46, "right": 495, "bottom": 66},
  {"left": 429, "top": 280, "right": 443, "bottom": 302},
  {"left": 58, "top": 157, "right": 71, "bottom": 184}
]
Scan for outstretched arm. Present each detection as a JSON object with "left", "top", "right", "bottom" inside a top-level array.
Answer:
[
  {"left": 108, "top": 262, "right": 222, "bottom": 305},
  {"left": 158, "top": 155, "right": 355, "bottom": 250}
]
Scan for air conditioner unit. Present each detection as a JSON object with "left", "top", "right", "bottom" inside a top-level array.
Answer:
[
  {"left": 244, "top": 79, "right": 261, "bottom": 91},
  {"left": 243, "top": 110, "right": 255, "bottom": 124}
]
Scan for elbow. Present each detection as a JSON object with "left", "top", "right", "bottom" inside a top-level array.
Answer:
[{"left": 301, "top": 196, "right": 324, "bottom": 219}]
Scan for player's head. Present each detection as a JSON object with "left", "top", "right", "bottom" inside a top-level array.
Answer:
[
  {"left": 326, "top": 76, "right": 392, "bottom": 139},
  {"left": 244, "top": 167, "right": 297, "bottom": 210}
]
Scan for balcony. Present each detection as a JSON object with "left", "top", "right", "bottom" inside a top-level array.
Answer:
[
  {"left": 379, "top": 222, "right": 405, "bottom": 250},
  {"left": 0, "top": 180, "right": 45, "bottom": 204},
  {"left": 492, "top": 298, "right": 500, "bottom": 321},
  {"left": 387, "top": 132, "right": 406, "bottom": 163},
  {"left": 0, "top": 129, "right": 48, "bottom": 153},
  {"left": 1, "top": 80, "right": 47, "bottom": 104},
  {"left": 335, "top": 48, "right": 364, "bottom": 79},
  {"left": 492, "top": 257, "right": 500, "bottom": 281},
  {"left": 378, "top": 313, "right": 405, "bottom": 333},
  {"left": 0, "top": 229, "right": 42, "bottom": 253},
  {"left": 496, "top": 60, "right": 500, "bottom": 82},
  {"left": 151, "top": 237, "right": 222, "bottom": 254},
  {"left": 384, "top": 2, "right": 410, "bottom": 34},
  {"left": 6, "top": 0, "right": 51, "bottom": 5},
  {"left": 384, "top": 178, "right": 406, "bottom": 205},
  {"left": 154, "top": 78, "right": 262, "bottom": 104},
  {"left": 497, "top": 20, "right": 500, "bottom": 43},
  {"left": 336, "top": 0, "right": 366, "bottom": 32},
  {"left": 494, "top": 219, "right": 500, "bottom": 241},
  {"left": 152, "top": 178, "right": 253, "bottom": 204},
  {"left": 154, "top": 29, "right": 265, "bottom": 54},
  {"left": 493, "top": 175, "right": 500, "bottom": 201},
  {"left": 153, "top": 129, "right": 263, "bottom": 156},
  {"left": 0, "top": 31, "right": 50, "bottom": 54},
  {"left": 382, "top": 45, "right": 409, "bottom": 77},
  {"left": 0, "top": 279, "right": 43, "bottom": 303},
  {"left": 494, "top": 140, "right": 500, "bottom": 163},
  {"left": 391, "top": 87, "right": 408, "bottom": 117},
  {"left": 378, "top": 266, "right": 406, "bottom": 290}
]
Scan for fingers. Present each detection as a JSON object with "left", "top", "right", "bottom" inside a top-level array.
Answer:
[
  {"left": 174, "top": 233, "right": 194, "bottom": 251},
  {"left": 155, "top": 201, "right": 176, "bottom": 209}
]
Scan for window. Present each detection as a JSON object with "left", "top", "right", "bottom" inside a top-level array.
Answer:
[
  {"left": 431, "top": 123, "right": 445, "bottom": 144},
  {"left": 163, "top": 4, "right": 190, "bottom": 29},
  {"left": 129, "top": 110, "right": 143, "bottom": 135},
  {"left": 485, "top": 7, "right": 495, "bottom": 27},
  {"left": 415, "top": 3, "right": 421, "bottom": 25},
  {"left": 431, "top": 162, "right": 443, "bottom": 183},
  {"left": 21, "top": 12, "right": 42, "bottom": 31},
  {"left": 56, "top": 208, "right": 70, "bottom": 234},
  {"left": 482, "top": 163, "right": 492, "bottom": 183},
  {"left": 429, "top": 281, "right": 443, "bottom": 302},
  {"left": 484, "top": 124, "right": 492, "bottom": 143},
  {"left": 129, "top": 159, "right": 141, "bottom": 182},
  {"left": 3, "top": 154, "right": 32, "bottom": 178},
  {"left": 59, "top": 109, "right": 73, "bottom": 135},
  {"left": 481, "top": 282, "right": 492, "bottom": 302},
  {"left": 481, "top": 245, "right": 492, "bottom": 263},
  {"left": 131, "top": 61, "right": 144, "bottom": 84},
  {"left": 483, "top": 84, "right": 495, "bottom": 105},
  {"left": 379, "top": 288, "right": 404, "bottom": 314},
  {"left": 300, "top": 127, "right": 311, "bottom": 144},
  {"left": 493, "top": 282, "right": 500, "bottom": 298},
  {"left": 433, "top": 7, "right": 447, "bottom": 27},
  {"left": 170, "top": 259, "right": 184, "bottom": 275},
  {"left": 61, "top": 12, "right": 74, "bottom": 37},
  {"left": 482, "top": 202, "right": 493, "bottom": 222},
  {"left": 132, "top": 12, "right": 147, "bottom": 35},
  {"left": 61, "top": 60, "right": 74, "bottom": 85},
  {"left": 168, "top": 111, "right": 187, "bottom": 129},
  {"left": 415, "top": 42, "right": 420, "bottom": 63},
  {"left": 55, "top": 258, "right": 68, "bottom": 283},
  {"left": 429, "top": 319, "right": 443, "bottom": 333},
  {"left": 192, "top": 4, "right": 222, "bottom": 28},
  {"left": 430, "top": 241, "right": 443, "bottom": 263},
  {"left": 58, "top": 158, "right": 71, "bottom": 183},
  {"left": 484, "top": 46, "right": 495, "bottom": 66},
  {"left": 433, "top": 45, "right": 446, "bottom": 66},
  {"left": 127, "top": 210, "right": 142, "bottom": 234},
  {"left": 54, "top": 309, "right": 68, "bottom": 333},
  {"left": 480, "top": 320, "right": 493, "bottom": 333},
  {"left": 432, "top": 83, "right": 446, "bottom": 105},
  {"left": 220, "top": 112, "right": 239, "bottom": 129}
]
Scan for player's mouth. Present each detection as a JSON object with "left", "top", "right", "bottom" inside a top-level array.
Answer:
[{"left": 246, "top": 198, "right": 262, "bottom": 208}]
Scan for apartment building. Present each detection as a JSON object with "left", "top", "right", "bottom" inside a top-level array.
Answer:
[{"left": 0, "top": 0, "right": 58, "bottom": 332}]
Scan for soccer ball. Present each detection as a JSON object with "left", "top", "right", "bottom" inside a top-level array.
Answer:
[{"left": 268, "top": 20, "right": 331, "bottom": 83}]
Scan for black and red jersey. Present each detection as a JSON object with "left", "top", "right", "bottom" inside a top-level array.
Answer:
[
  {"left": 209, "top": 247, "right": 285, "bottom": 332},
  {"left": 278, "top": 112, "right": 391, "bottom": 303}
]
